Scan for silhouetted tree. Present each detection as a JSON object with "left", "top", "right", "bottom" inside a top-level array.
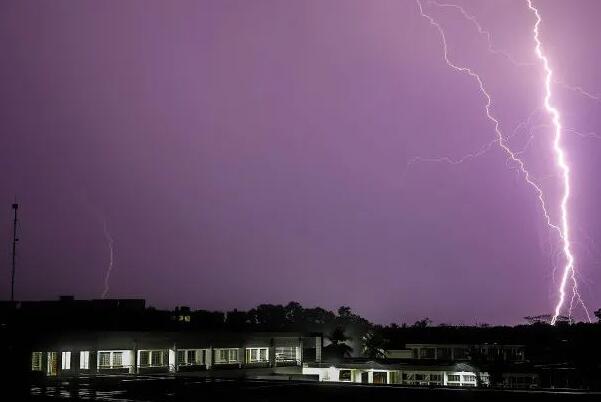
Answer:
[
  {"left": 324, "top": 326, "right": 353, "bottom": 359},
  {"left": 361, "top": 329, "right": 388, "bottom": 359},
  {"left": 250, "top": 304, "right": 289, "bottom": 329},
  {"left": 412, "top": 317, "right": 432, "bottom": 328},
  {"left": 225, "top": 309, "right": 249, "bottom": 330}
]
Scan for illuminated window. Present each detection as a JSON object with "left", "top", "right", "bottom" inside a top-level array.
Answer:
[
  {"left": 216, "top": 348, "right": 239, "bottom": 363},
  {"left": 139, "top": 350, "right": 164, "bottom": 367},
  {"left": 112, "top": 352, "right": 123, "bottom": 367},
  {"left": 99, "top": 351, "right": 127, "bottom": 369},
  {"left": 229, "top": 349, "right": 238, "bottom": 362},
  {"left": 150, "top": 351, "right": 162, "bottom": 366},
  {"left": 246, "top": 347, "right": 268, "bottom": 363},
  {"left": 463, "top": 375, "right": 477, "bottom": 382},
  {"left": 275, "top": 347, "right": 297, "bottom": 361},
  {"left": 61, "top": 352, "right": 71, "bottom": 370},
  {"left": 176, "top": 349, "right": 203, "bottom": 366},
  {"left": 99, "top": 352, "right": 111, "bottom": 368},
  {"left": 80, "top": 351, "right": 90, "bottom": 370},
  {"left": 32, "top": 352, "right": 43, "bottom": 371}
]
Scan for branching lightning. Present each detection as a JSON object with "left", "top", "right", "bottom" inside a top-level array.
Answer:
[
  {"left": 429, "top": 0, "right": 600, "bottom": 103},
  {"left": 430, "top": 0, "right": 534, "bottom": 68},
  {"left": 415, "top": 0, "right": 560, "bottom": 235},
  {"left": 101, "top": 218, "right": 115, "bottom": 299},
  {"left": 525, "top": 0, "right": 590, "bottom": 324},
  {"left": 415, "top": 0, "right": 593, "bottom": 324}
]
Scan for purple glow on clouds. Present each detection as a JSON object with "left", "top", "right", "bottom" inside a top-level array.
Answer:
[{"left": 1, "top": 0, "right": 600, "bottom": 324}]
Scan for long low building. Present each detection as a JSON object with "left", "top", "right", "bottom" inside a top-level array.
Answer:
[
  {"left": 303, "top": 360, "right": 491, "bottom": 387},
  {"left": 29, "top": 330, "right": 323, "bottom": 377},
  {"left": 302, "top": 360, "right": 539, "bottom": 388}
]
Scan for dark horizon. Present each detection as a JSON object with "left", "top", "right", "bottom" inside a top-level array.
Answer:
[{"left": 2, "top": 0, "right": 601, "bottom": 326}]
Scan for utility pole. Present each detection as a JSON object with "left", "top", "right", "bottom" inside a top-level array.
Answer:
[{"left": 11, "top": 202, "right": 18, "bottom": 302}]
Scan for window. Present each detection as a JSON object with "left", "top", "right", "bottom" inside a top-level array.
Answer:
[
  {"left": 177, "top": 350, "right": 185, "bottom": 365},
  {"left": 420, "top": 348, "right": 435, "bottom": 359},
  {"left": 99, "top": 352, "right": 111, "bottom": 368},
  {"left": 177, "top": 349, "right": 203, "bottom": 366},
  {"left": 373, "top": 372, "right": 388, "bottom": 384},
  {"left": 463, "top": 375, "right": 477, "bottom": 382},
  {"left": 389, "top": 371, "right": 400, "bottom": 384},
  {"left": 447, "top": 375, "right": 460, "bottom": 382},
  {"left": 229, "top": 349, "right": 238, "bottom": 362},
  {"left": 80, "top": 351, "right": 90, "bottom": 370},
  {"left": 32, "top": 352, "right": 43, "bottom": 371},
  {"left": 430, "top": 374, "right": 442, "bottom": 382},
  {"left": 99, "top": 351, "right": 128, "bottom": 369},
  {"left": 338, "top": 370, "right": 352, "bottom": 381},
  {"left": 61, "top": 352, "right": 71, "bottom": 370},
  {"left": 246, "top": 347, "right": 268, "bottom": 363},
  {"left": 216, "top": 348, "right": 239, "bottom": 363},
  {"left": 151, "top": 351, "right": 162, "bottom": 366},
  {"left": 275, "top": 347, "right": 297, "bottom": 361},
  {"left": 139, "top": 350, "right": 164, "bottom": 367},
  {"left": 112, "top": 352, "right": 123, "bottom": 368},
  {"left": 139, "top": 351, "right": 150, "bottom": 367}
]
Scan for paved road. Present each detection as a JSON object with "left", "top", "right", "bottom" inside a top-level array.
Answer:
[{"left": 22, "top": 376, "right": 601, "bottom": 402}]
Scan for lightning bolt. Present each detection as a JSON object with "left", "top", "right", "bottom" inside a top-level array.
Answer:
[
  {"left": 101, "top": 218, "right": 115, "bottom": 299},
  {"left": 415, "top": 0, "right": 560, "bottom": 234},
  {"left": 415, "top": 0, "right": 592, "bottom": 324},
  {"left": 429, "top": 0, "right": 534, "bottom": 67},
  {"left": 429, "top": 0, "right": 601, "bottom": 104},
  {"left": 525, "top": 0, "right": 591, "bottom": 324}
]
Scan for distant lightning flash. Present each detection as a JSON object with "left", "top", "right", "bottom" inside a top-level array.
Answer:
[
  {"left": 525, "top": 0, "right": 591, "bottom": 324},
  {"left": 101, "top": 219, "right": 114, "bottom": 299}
]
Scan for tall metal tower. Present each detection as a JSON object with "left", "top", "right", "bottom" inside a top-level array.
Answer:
[{"left": 11, "top": 202, "right": 18, "bottom": 302}]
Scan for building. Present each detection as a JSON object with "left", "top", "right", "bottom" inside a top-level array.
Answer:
[
  {"left": 302, "top": 342, "right": 538, "bottom": 389},
  {"left": 303, "top": 360, "right": 491, "bottom": 386},
  {"left": 29, "top": 330, "right": 322, "bottom": 377}
]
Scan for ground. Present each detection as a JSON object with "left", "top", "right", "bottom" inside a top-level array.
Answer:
[{"left": 13, "top": 375, "right": 601, "bottom": 402}]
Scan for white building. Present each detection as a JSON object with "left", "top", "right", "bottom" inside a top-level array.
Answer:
[{"left": 303, "top": 361, "right": 489, "bottom": 387}]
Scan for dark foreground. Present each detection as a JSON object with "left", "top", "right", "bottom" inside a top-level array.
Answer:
[{"left": 11, "top": 376, "right": 601, "bottom": 402}]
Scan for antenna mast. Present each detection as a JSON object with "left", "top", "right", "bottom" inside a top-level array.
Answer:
[{"left": 11, "top": 202, "right": 18, "bottom": 302}]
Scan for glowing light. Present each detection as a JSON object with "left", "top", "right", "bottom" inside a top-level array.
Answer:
[
  {"left": 415, "top": 0, "right": 560, "bottom": 236},
  {"left": 415, "top": 0, "right": 592, "bottom": 324},
  {"left": 430, "top": 0, "right": 600, "bottom": 103},
  {"left": 525, "top": 0, "right": 590, "bottom": 324},
  {"left": 101, "top": 219, "right": 114, "bottom": 299}
]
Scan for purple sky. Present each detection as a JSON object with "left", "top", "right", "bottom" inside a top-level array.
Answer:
[{"left": 1, "top": 0, "right": 601, "bottom": 325}]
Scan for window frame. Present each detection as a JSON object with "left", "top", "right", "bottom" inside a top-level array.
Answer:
[
  {"left": 31, "top": 352, "right": 43, "bottom": 371},
  {"left": 80, "top": 351, "right": 90, "bottom": 370}
]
